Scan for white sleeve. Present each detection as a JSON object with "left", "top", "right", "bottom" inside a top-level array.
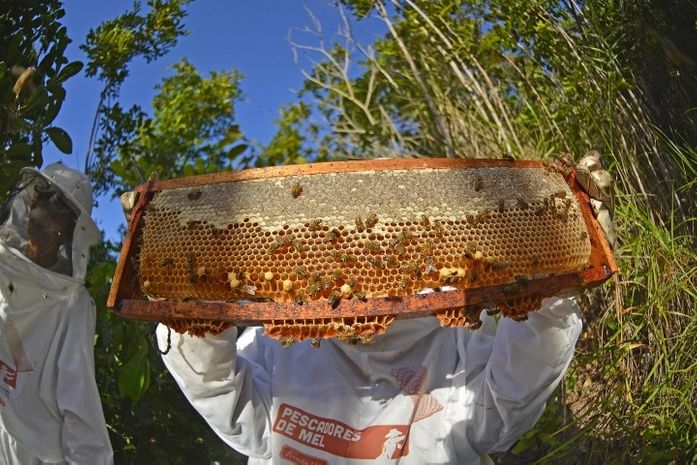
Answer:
[
  {"left": 463, "top": 296, "right": 582, "bottom": 453},
  {"left": 156, "top": 324, "right": 273, "bottom": 459},
  {"left": 57, "top": 297, "right": 114, "bottom": 465}
]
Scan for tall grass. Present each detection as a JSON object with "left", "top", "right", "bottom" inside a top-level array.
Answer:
[{"left": 296, "top": 0, "right": 697, "bottom": 462}]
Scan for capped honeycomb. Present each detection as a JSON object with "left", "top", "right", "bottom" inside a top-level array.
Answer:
[{"left": 127, "top": 160, "right": 595, "bottom": 341}]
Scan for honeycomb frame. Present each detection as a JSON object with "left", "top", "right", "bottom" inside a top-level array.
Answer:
[{"left": 108, "top": 158, "right": 617, "bottom": 341}]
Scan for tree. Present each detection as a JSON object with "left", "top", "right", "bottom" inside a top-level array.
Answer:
[{"left": 0, "top": 0, "right": 83, "bottom": 200}]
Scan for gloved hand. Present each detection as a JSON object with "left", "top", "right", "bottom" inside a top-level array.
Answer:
[
  {"left": 575, "top": 151, "right": 617, "bottom": 249},
  {"left": 120, "top": 191, "right": 139, "bottom": 223}
]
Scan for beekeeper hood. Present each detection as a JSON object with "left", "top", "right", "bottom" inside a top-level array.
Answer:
[{"left": 0, "top": 162, "right": 100, "bottom": 282}]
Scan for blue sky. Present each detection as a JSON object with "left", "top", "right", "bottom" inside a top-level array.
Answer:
[{"left": 44, "top": 1, "right": 385, "bottom": 240}]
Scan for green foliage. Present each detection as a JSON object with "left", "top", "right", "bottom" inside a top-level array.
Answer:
[
  {"left": 0, "top": 0, "right": 82, "bottom": 200},
  {"left": 91, "top": 58, "right": 247, "bottom": 194},
  {"left": 81, "top": 0, "right": 191, "bottom": 176},
  {"left": 82, "top": 0, "right": 190, "bottom": 95},
  {"left": 255, "top": 103, "right": 319, "bottom": 167}
]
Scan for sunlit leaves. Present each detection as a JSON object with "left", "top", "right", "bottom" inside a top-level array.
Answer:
[
  {"left": 0, "top": 1, "right": 82, "bottom": 201},
  {"left": 82, "top": 0, "right": 191, "bottom": 95}
]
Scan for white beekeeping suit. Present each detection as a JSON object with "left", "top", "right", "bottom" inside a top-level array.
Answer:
[
  {"left": 157, "top": 297, "right": 582, "bottom": 465},
  {"left": 0, "top": 163, "right": 113, "bottom": 464}
]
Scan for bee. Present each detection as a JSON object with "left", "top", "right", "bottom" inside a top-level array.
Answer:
[
  {"left": 422, "top": 240, "right": 434, "bottom": 255},
  {"left": 308, "top": 219, "right": 323, "bottom": 231},
  {"left": 433, "top": 220, "right": 444, "bottom": 237},
  {"left": 535, "top": 206, "right": 547, "bottom": 216},
  {"left": 306, "top": 283, "right": 322, "bottom": 298},
  {"left": 355, "top": 217, "right": 365, "bottom": 233},
  {"left": 498, "top": 200, "right": 505, "bottom": 213},
  {"left": 365, "top": 212, "right": 378, "bottom": 228},
  {"left": 291, "top": 239, "right": 305, "bottom": 252},
  {"left": 365, "top": 240, "right": 381, "bottom": 252},
  {"left": 291, "top": 183, "right": 303, "bottom": 198},
  {"left": 424, "top": 258, "right": 436, "bottom": 275},
  {"left": 399, "top": 277, "right": 410, "bottom": 289},
  {"left": 388, "top": 237, "right": 403, "bottom": 250},
  {"left": 326, "top": 228, "right": 341, "bottom": 243},
  {"left": 160, "top": 257, "right": 175, "bottom": 267},
  {"left": 355, "top": 291, "right": 368, "bottom": 302},
  {"left": 474, "top": 175, "right": 484, "bottom": 192},
  {"left": 515, "top": 275, "right": 530, "bottom": 287},
  {"left": 386, "top": 255, "right": 399, "bottom": 268},
  {"left": 405, "top": 260, "right": 421, "bottom": 275},
  {"left": 328, "top": 292, "right": 341, "bottom": 309},
  {"left": 270, "top": 236, "right": 288, "bottom": 253},
  {"left": 331, "top": 269, "right": 344, "bottom": 281},
  {"left": 342, "top": 253, "right": 357, "bottom": 264},
  {"left": 502, "top": 284, "right": 520, "bottom": 294},
  {"left": 280, "top": 338, "right": 296, "bottom": 348},
  {"left": 347, "top": 276, "right": 358, "bottom": 287},
  {"left": 477, "top": 209, "right": 490, "bottom": 223},
  {"left": 320, "top": 276, "right": 333, "bottom": 289},
  {"left": 187, "top": 188, "right": 202, "bottom": 201},
  {"left": 466, "top": 214, "right": 478, "bottom": 227},
  {"left": 310, "top": 338, "right": 321, "bottom": 349},
  {"left": 294, "top": 290, "right": 306, "bottom": 305},
  {"left": 463, "top": 242, "right": 477, "bottom": 260},
  {"left": 358, "top": 335, "right": 374, "bottom": 344},
  {"left": 420, "top": 215, "right": 431, "bottom": 229},
  {"left": 369, "top": 258, "right": 386, "bottom": 269},
  {"left": 517, "top": 198, "right": 529, "bottom": 209},
  {"left": 294, "top": 266, "right": 308, "bottom": 278}
]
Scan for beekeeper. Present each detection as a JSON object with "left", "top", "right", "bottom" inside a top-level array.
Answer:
[
  {"left": 149, "top": 154, "right": 614, "bottom": 464},
  {"left": 0, "top": 163, "right": 113, "bottom": 464}
]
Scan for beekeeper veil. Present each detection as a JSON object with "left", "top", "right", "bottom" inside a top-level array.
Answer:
[{"left": 0, "top": 162, "right": 100, "bottom": 281}]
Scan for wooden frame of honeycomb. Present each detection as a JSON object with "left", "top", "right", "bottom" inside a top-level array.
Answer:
[{"left": 108, "top": 158, "right": 617, "bottom": 342}]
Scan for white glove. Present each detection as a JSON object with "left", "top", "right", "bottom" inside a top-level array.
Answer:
[
  {"left": 120, "top": 191, "right": 139, "bottom": 223},
  {"left": 576, "top": 151, "right": 617, "bottom": 248}
]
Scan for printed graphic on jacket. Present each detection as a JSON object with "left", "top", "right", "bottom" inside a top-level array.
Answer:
[
  {"left": 273, "top": 366, "right": 443, "bottom": 463},
  {"left": 0, "top": 320, "right": 32, "bottom": 406}
]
